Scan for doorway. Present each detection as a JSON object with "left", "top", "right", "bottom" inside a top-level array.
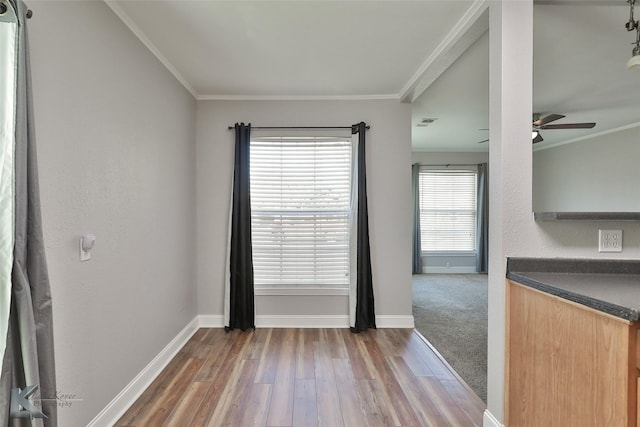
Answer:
[{"left": 410, "top": 28, "right": 489, "bottom": 403}]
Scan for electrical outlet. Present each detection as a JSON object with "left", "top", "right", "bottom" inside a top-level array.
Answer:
[{"left": 599, "top": 229, "right": 622, "bottom": 252}]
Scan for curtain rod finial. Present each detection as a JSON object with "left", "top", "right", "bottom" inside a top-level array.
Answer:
[{"left": 26, "top": 9, "right": 33, "bottom": 18}]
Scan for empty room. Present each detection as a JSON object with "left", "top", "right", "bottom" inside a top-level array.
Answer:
[{"left": 3, "top": 1, "right": 640, "bottom": 427}]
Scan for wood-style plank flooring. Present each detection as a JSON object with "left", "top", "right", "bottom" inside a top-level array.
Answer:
[{"left": 115, "top": 328, "right": 485, "bottom": 427}]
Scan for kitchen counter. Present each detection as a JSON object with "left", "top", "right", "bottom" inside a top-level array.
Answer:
[{"left": 507, "top": 258, "right": 640, "bottom": 321}]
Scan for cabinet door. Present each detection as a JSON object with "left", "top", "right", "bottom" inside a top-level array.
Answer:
[{"left": 506, "top": 280, "right": 635, "bottom": 427}]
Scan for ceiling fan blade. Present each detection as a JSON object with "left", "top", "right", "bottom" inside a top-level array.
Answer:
[
  {"left": 533, "top": 114, "right": 565, "bottom": 127},
  {"left": 532, "top": 133, "right": 544, "bottom": 144},
  {"left": 476, "top": 139, "right": 489, "bottom": 144},
  {"left": 539, "top": 122, "right": 596, "bottom": 130}
]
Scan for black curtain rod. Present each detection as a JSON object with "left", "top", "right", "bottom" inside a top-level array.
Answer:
[{"left": 227, "top": 125, "right": 370, "bottom": 130}]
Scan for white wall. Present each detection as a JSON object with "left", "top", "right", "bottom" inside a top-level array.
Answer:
[
  {"left": 196, "top": 100, "right": 412, "bottom": 321},
  {"left": 533, "top": 126, "right": 640, "bottom": 212},
  {"left": 28, "top": 2, "right": 197, "bottom": 425},
  {"left": 487, "top": 2, "right": 640, "bottom": 425}
]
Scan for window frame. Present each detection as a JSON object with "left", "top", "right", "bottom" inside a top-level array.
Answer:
[
  {"left": 418, "top": 165, "right": 478, "bottom": 255},
  {"left": 249, "top": 134, "right": 353, "bottom": 295}
]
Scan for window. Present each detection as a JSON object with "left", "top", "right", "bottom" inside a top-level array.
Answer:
[
  {"left": 250, "top": 137, "right": 351, "bottom": 288},
  {"left": 418, "top": 168, "right": 477, "bottom": 252}
]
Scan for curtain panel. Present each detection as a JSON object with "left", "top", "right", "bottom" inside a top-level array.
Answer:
[
  {"left": 411, "top": 163, "right": 422, "bottom": 274},
  {"left": 0, "top": 1, "right": 58, "bottom": 425},
  {"left": 224, "top": 123, "right": 255, "bottom": 331},
  {"left": 349, "top": 122, "right": 375, "bottom": 333},
  {"left": 0, "top": 0, "right": 18, "bottom": 380},
  {"left": 476, "top": 163, "right": 488, "bottom": 273}
]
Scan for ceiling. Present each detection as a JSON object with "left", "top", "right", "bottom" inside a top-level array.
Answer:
[
  {"left": 414, "top": 0, "right": 640, "bottom": 152},
  {"left": 531, "top": 2, "right": 640, "bottom": 150},
  {"left": 107, "top": 0, "right": 478, "bottom": 98},
  {"left": 106, "top": 1, "right": 639, "bottom": 152}
]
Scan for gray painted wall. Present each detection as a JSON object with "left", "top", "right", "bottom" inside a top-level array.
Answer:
[
  {"left": 196, "top": 100, "right": 413, "bottom": 319},
  {"left": 29, "top": 2, "right": 198, "bottom": 425},
  {"left": 533, "top": 126, "right": 640, "bottom": 212}
]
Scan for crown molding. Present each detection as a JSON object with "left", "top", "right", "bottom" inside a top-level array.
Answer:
[
  {"left": 399, "top": 0, "right": 489, "bottom": 103},
  {"left": 196, "top": 94, "right": 400, "bottom": 101},
  {"left": 105, "top": 0, "right": 406, "bottom": 102},
  {"left": 106, "top": 0, "right": 487, "bottom": 104}
]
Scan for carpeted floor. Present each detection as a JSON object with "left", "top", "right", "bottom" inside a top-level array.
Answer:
[{"left": 412, "top": 273, "right": 488, "bottom": 402}]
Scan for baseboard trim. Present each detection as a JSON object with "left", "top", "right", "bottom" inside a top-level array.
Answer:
[
  {"left": 376, "top": 315, "right": 415, "bottom": 328},
  {"left": 423, "top": 266, "right": 478, "bottom": 274},
  {"left": 199, "top": 314, "right": 225, "bottom": 328},
  {"left": 257, "top": 315, "right": 349, "bottom": 328},
  {"left": 197, "top": 314, "right": 414, "bottom": 328},
  {"left": 483, "top": 409, "right": 504, "bottom": 427},
  {"left": 86, "top": 317, "right": 200, "bottom": 427}
]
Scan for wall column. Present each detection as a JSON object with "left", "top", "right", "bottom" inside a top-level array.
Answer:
[{"left": 486, "top": 1, "right": 533, "bottom": 425}]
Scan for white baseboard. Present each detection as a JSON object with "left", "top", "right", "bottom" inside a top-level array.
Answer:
[
  {"left": 376, "top": 315, "right": 414, "bottom": 328},
  {"left": 87, "top": 317, "right": 200, "bottom": 427},
  {"left": 483, "top": 409, "right": 504, "bottom": 427},
  {"left": 256, "top": 315, "right": 349, "bottom": 328},
  {"left": 423, "top": 266, "right": 478, "bottom": 274},
  {"left": 197, "top": 314, "right": 414, "bottom": 328},
  {"left": 198, "top": 314, "right": 225, "bottom": 328}
]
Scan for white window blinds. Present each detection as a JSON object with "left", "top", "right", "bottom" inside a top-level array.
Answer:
[
  {"left": 250, "top": 137, "right": 351, "bottom": 287},
  {"left": 418, "top": 168, "right": 477, "bottom": 252}
]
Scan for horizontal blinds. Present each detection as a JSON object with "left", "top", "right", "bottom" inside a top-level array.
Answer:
[
  {"left": 418, "top": 168, "right": 477, "bottom": 252},
  {"left": 250, "top": 138, "right": 351, "bottom": 286}
]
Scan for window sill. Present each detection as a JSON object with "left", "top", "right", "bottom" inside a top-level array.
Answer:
[
  {"left": 254, "top": 287, "right": 349, "bottom": 296},
  {"left": 421, "top": 251, "right": 477, "bottom": 257}
]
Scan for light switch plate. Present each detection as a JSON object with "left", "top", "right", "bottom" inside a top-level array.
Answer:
[{"left": 599, "top": 229, "right": 622, "bottom": 252}]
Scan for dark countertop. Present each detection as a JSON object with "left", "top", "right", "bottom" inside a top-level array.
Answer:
[
  {"left": 534, "top": 212, "right": 640, "bottom": 221},
  {"left": 507, "top": 258, "right": 640, "bottom": 321}
]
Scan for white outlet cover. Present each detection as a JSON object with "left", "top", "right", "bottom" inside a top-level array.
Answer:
[{"left": 599, "top": 229, "right": 622, "bottom": 253}]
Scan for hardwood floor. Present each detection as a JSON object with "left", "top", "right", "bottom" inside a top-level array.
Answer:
[{"left": 115, "top": 328, "right": 485, "bottom": 427}]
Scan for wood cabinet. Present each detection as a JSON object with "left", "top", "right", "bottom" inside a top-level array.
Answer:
[{"left": 506, "top": 279, "right": 640, "bottom": 427}]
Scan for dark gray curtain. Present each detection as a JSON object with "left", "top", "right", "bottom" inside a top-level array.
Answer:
[
  {"left": 476, "top": 163, "right": 488, "bottom": 273},
  {"left": 226, "top": 123, "right": 255, "bottom": 331},
  {"left": 411, "top": 163, "right": 423, "bottom": 274},
  {"left": 351, "top": 122, "right": 376, "bottom": 333},
  {"left": 0, "top": 1, "right": 58, "bottom": 425}
]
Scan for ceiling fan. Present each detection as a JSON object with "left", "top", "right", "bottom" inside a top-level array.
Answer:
[
  {"left": 531, "top": 113, "right": 596, "bottom": 144},
  {"left": 476, "top": 113, "right": 596, "bottom": 144}
]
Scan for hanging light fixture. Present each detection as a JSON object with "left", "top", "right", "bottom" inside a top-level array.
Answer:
[{"left": 626, "top": 0, "right": 640, "bottom": 69}]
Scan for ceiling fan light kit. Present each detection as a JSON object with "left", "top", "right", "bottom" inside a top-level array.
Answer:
[{"left": 626, "top": 0, "right": 640, "bottom": 69}]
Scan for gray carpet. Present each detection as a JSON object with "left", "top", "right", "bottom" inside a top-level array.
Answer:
[{"left": 412, "top": 273, "right": 487, "bottom": 402}]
